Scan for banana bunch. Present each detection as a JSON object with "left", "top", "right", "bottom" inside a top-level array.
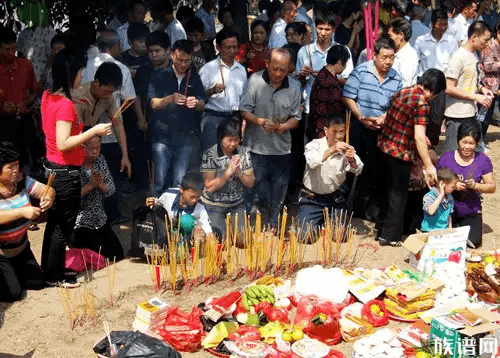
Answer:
[{"left": 242, "top": 285, "right": 275, "bottom": 310}]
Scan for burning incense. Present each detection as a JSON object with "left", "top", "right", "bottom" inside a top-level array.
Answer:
[
  {"left": 184, "top": 70, "right": 191, "bottom": 98},
  {"left": 106, "top": 257, "right": 116, "bottom": 306},
  {"left": 346, "top": 111, "right": 351, "bottom": 145},
  {"left": 218, "top": 58, "right": 226, "bottom": 97},
  {"left": 111, "top": 97, "right": 134, "bottom": 123},
  {"left": 41, "top": 172, "right": 56, "bottom": 201}
]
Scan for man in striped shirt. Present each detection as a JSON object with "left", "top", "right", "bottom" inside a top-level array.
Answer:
[{"left": 343, "top": 37, "right": 403, "bottom": 220}]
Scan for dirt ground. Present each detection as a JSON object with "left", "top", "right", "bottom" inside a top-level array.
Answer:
[{"left": 1, "top": 126, "right": 500, "bottom": 358}]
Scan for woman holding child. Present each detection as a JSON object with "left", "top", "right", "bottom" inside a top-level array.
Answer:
[{"left": 437, "top": 122, "right": 496, "bottom": 248}]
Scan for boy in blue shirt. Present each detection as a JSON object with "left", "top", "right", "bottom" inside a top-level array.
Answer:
[{"left": 421, "top": 167, "right": 458, "bottom": 232}]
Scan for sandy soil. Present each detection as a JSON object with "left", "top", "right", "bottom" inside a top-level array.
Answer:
[{"left": 1, "top": 127, "right": 500, "bottom": 358}]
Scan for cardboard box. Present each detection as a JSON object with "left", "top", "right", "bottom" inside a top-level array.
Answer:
[{"left": 429, "top": 309, "right": 500, "bottom": 358}]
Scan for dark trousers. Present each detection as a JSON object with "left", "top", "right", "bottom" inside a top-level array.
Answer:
[
  {"left": 376, "top": 151, "right": 412, "bottom": 242},
  {"left": 288, "top": 113, "right": 306, "bottom": 197},
  {"left": 246, "top": 153, "right": 291, "bottom": 226},
  {"left": 73, "top": 224, "right": 124, "bottom": 261},
  {"left": 481, "top": 95, "right": 499, "bottom": 138},
  {"left": 123, "top": 109, "right": 150, "bottom": 190},
  {"left": 349, "top": 118, "right": 380, "bottom": 218},
  {"left": 0, "top": 113, "right": 36, "bottom": 169},
  {"left": 41, "top": 164, "right": 81, "bottom": 282},
  {"left": 426, "top": 91, "right": 446, "bottom": 147},
  {"left": 0, "top": 242, "right": 45, "bottom": 302},
  {"left": 201, "top": 111, "right": 236, "bottom": 153},
  {"left": 204, "top": 203, "right": 246, "bottom": 239},
  {"left": 297, "top": 189, "right": 347, "bottom": 228},
  {"left": 101, "top": 143, "right": 124, "bottom": 222},
  {"left": 453, "top": 213, "right": 483, "bottom": 248}
]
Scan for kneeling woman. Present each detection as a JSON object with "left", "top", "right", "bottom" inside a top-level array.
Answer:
[
  {"left": 0, "top": 143, "right": 55, "bottom": 302},
  {"left": 201, "top": 117, "right": 255, "bottom": 237},
  {"left": 72, "top": 134, "right": 124, "bottom": 261}
]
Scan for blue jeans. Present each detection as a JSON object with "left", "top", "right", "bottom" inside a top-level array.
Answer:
[
  {"left": 246, "top": 153, "right": 291, "bottom": 226},
  {"left": 152, "top": 141, "right": 196, "bottom": 195}
]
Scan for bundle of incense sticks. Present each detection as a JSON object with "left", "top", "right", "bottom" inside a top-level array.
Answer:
[
  {"left": 184, "top": 70, "right": 191, "bottom": 98},
  {"left": 111, "top": 97, "right": 134, "bottom": 122},
  {"left": 41, "top": 172, "right": 56, "bottom": 200},
  {"left": 346, "top": 111, "right": 351, "bottom": 145},
  {"left": 218, "top": 58, "right": 226, "bottom": 97}
]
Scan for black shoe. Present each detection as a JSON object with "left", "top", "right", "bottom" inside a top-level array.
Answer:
[
  {"left": 378, "top": 237, "right": 402, "bottom": 247},
  {"left": 46, "top": 276, "right": 80, "bottom": 288}
]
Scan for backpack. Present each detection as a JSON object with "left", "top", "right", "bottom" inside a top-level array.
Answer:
[{"left": 128, "top": 205, "right": 171, "bottom": 258}]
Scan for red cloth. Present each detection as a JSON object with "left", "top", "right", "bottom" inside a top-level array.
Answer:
[
  {"left": 0, "top": 57, "right": 36, "bottom": 116},
  {"left": 41, "top": 90, "right": 84, "bottom": 166},
  {"left": 308, "top": 67, "right": 345, "bottom": 139},
  {"left": 377, "top": 85, "right": 430, "bottom": 162},
  {"left": 65, "top": 248, "right": 106, "bottom": 272},
  {"left": 236, "top": 43, "right": 270, "bottom": 75}
]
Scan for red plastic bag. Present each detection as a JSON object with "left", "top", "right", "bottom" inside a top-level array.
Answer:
[
  {"left": 361, "top": 300, "right": 389, "bottom": 327},
  {"left": 294, "top": 296, "right": 319, "bottom": 325},
  {"left": 303, "top": 302, "right": 341, "bottom": 346},
  {"left": 65, "top": 248, "right": 106, "bottom": 272},
  {"left": 159, "top": 306, "right": 205, "bottom": 352},
  {"left": 228, "top": 325, "right": 261, "bottom": 343}
]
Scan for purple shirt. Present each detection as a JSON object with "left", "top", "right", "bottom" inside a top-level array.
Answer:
[{"left": 437, "top": 151, "right": 493, "bottom": 217}]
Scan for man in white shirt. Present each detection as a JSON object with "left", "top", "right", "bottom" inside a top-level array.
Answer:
[
  {"left": 150, "top": 1, "right": 187, "bottom": 46},
  {"left": 296, "top": 10, "right": 354, "bottom": 114},
  {"left": 81, "top": 30, "right": 144, "bottom": 223},
  {"left": 116, "top": 1, "right": 147, "bottom": 52},
  {"left": 388, "top": 17, "right": 419, "bottom": 88},
  {"left": 268, "top": 0, "right": 297, "bottom": 49},
  {"left": 452, "top": 0, "right": 478, "bottom": 46},
  {"left": 409, "top": 5, "right": 430, "bottom": 47},
  {"left": 414, "top": 9, "right": 458, "bottom": 145},
  {"left": 295, "top": 0, "right": 316, "bottom": 42},
  {"left": 199, "top": 28, "right": 247, "bottom": 152},
  {"left": 444, "top": 21, "right": 493, "bottom": 152},
  {"left": 299, "top": 116, "right": 363, "bottom": 229},
  {"left": 195, "top": 0, "right": 217, "bottom": 40}
]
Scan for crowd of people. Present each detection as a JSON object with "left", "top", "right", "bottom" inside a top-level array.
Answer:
[{"left": 0, "top": 0, "right": 498, "bottom": 299}]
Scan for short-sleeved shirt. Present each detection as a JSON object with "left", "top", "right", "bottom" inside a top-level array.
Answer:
[
  {"left": 147, "top": 64, "right": 207, "bottom": 145},
  {"left": 414, "top": 31, "right": 457, "bottom": 76},
  {"left": 120, "top": 50, "right": 150, "bottom": 73},
  {"left": 200, "top": 58, "right": 247, "bottom": 112},
  {"left": 200, "top": 144, "right": 253, "bottom": 206},
  {"left": 378, "top": 85, "right": 430, "bottom": 162},
  {"left": 392, "top": 42, "right": 419, "bottom": 88},
  {"left": 445, "top": 47, "right": 478, "bottom": 118},
  {"left": 195, "top": 7, "right": 216, "bottom": 36},
  {"left": 239, "top": 70, "right": 302, "bottom": 155},
  {"left": 0, "top": 176, "right": 39, "bottom": 258},
  {"left": 236, "top": 43, "right": 271, "bottom": 75},
  {"left": 0, "top": 57, "right": 36, "bottom": 117},
  {"left": 421, "top": 187, "right": 454, "bottom": 231},
  {"left": 268, "top": 18, "right": 288, "bottom": 49},
  {"left": 72, "top": 83, "right": 117, "bottom": 127},
  {"left": 192, "top": 43, "right": 216, "bottom": 72},
  {"left": 76, "top": 155, "right": 115, "bottom": 230},
  {"left": 296, "top": 41, "right": 354, "bottom": 113},
  {"left": 343, "top": 60, "right": 402, "bottom": 118},
  {"left": 437, "top": 150, "right": 494, "bottom": 217},
  {"left": 41, "top": 90, "right": 84, "bottom": 166},
  {"left": 167, "top": 19, "right": 187, "bottom": 46}
]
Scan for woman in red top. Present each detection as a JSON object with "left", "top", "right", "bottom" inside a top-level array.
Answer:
[
  {"left": 236, "top": 20, "right": 271, "bottom": 76},
  {"left": 40, "top": 49, "right": 111, "bottom": 287}
]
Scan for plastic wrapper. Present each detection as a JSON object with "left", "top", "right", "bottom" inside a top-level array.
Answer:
[
  {"left": 295, "top": 266, "right": 349, "bottom": 304},
  {"left": 228, "top": 325, "right": 262, "bottom": 343},
  {"left": 202, "top": 321, "right": 239, "bottom": 348},
  {"left": 159, "top": 306, "right": 204, "bottom": 352},
  {"left": 93, "top": 330, "right": 181, "bottom": 358},
  {"left": 302, "top": 302, "right": 341, "bottom": 346},
  {"left": 361, "top": 300, "right": 389, "bottom": 327},
  {"left": 339, "top": 315, "right": 374, "bottom": 342}
]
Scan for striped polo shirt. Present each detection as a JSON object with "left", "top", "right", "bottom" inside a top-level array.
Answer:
[
  {"left": 343, "top": 60, "right": 403, "bottom": 118},
  {"left": 0, "top": 176, "right": 39, "bottom": 257}
]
